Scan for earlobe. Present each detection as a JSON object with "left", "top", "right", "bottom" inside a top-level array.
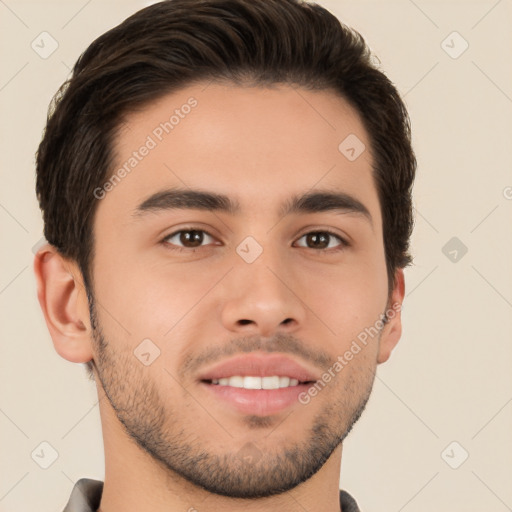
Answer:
[
  {"left": 377, "top": 268, "right": 405, "bottom": 364},
  {"left": 33, "top": 244, "right": 94, "bottom": 364}
]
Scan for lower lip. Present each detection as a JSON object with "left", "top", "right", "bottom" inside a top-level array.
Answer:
[{"left": 200, "top": 381, "right": 313, "bottom": 416}]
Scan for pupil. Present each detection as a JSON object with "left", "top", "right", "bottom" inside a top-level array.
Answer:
[
  {"left": 308, "top": 232, "right": 328, "bottom": 249},
  {"left": 182, "top": 230, "right": 203, "bottom": 247}
]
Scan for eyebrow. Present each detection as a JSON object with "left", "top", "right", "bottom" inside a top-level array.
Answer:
[{"left": 131, "top": 187, "right": 373, "bottom": 226}]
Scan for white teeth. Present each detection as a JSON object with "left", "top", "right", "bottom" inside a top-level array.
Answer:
[
  {"left": 210, "top": 375, "right": 304, "bottom": 389},
  {"left": 262, "top": 376, "right": 280, "bottom": 389},
  {"left": 244, "top": 376, "right": 262, "bottom": 389},
  {"left": 227, "top": 376, "right": 244, "bottom": 388},
  {"left": 279, "top": 376, "right": 290, "bottom": 387}
]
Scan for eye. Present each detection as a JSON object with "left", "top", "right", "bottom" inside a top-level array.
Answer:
[
  {"left": 160, "top": 228, "right": 349, "bottom": 253},
  {"left": 161, "top": 228, "right": 217, "bottom": 251},
  {"left": 294, "top": 230, "right": 348, "bottom": 251}
]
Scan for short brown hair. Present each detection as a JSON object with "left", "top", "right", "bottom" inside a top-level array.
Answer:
[{"left": 35, "top": 0, "right": 416, "bottom": 376}]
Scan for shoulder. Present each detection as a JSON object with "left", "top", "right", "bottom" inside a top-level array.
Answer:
[
  {"left": 62, "top": 478, "right": 104, "bottom": 512},
  {"left": 339, "top": 488, "right": 361, "bottom": 512}
]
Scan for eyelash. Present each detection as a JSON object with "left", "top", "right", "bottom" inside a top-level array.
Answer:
[{"left": 161, "top": 227, "right": 349, "bottom": 254}]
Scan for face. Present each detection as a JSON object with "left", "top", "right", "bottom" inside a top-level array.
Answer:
[{"left": 88, "top": 82, "right": 401, "bottom": 498}]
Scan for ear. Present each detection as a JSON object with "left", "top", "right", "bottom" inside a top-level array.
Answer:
[
  {"left": 33, "top": 243, "right": 94, "bottom": 364},
  {"left": 377, "top": 268, "right": 405, "bottom": 364}
]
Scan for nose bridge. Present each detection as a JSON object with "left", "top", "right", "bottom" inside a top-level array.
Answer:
[
  {"left": 220, "top": 233, "right": 305, "bottom": 336},
  {"left": 235, "top": 234, "right": 290, "bottom": 303}
]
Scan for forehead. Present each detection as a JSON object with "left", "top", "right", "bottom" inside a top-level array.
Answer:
[{"left": 97, "top": 81, "right": 379, "bottom": 226}]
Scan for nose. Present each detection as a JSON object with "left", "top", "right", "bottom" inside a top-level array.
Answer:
[{"left": 220, "top": 245, "right": 306, "bottom": 338}]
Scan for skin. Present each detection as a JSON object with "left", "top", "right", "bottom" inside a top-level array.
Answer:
[{"left": 34, "top": 82, "right": 405, "bottom": 512}]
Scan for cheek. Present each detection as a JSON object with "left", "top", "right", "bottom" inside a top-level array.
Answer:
[
  {"left": 296, "top": 255, "right": 388, "bottom": 337},
  {"left": 93, "top": 250, "right": 223, "bottom": 341}
]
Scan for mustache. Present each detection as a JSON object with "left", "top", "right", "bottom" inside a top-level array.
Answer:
[{"left": 180, "top": 332, "right": 333, "bottom": 378}]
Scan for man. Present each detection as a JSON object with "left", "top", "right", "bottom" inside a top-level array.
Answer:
[{"left": 33, "top": 0, "right": 416, "bottom": 510}]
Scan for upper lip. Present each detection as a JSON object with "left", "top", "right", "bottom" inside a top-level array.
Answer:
[{"left": 197, "top": 353, "right": 320, "bottom": 383}]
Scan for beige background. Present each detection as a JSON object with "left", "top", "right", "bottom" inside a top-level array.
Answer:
[{"left": 1, "top": 0, "right": 511, "bottom": 510}]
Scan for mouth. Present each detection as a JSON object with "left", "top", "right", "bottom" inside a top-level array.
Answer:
[
  {"left": 199, "top": 378, "right": 317, "bottom": 416},
  {"left": 197, "top": 353, "right": 320, "bottom": 416},
  {"left": 197, "top": 352, "right": 320, "bottom": 383}
]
